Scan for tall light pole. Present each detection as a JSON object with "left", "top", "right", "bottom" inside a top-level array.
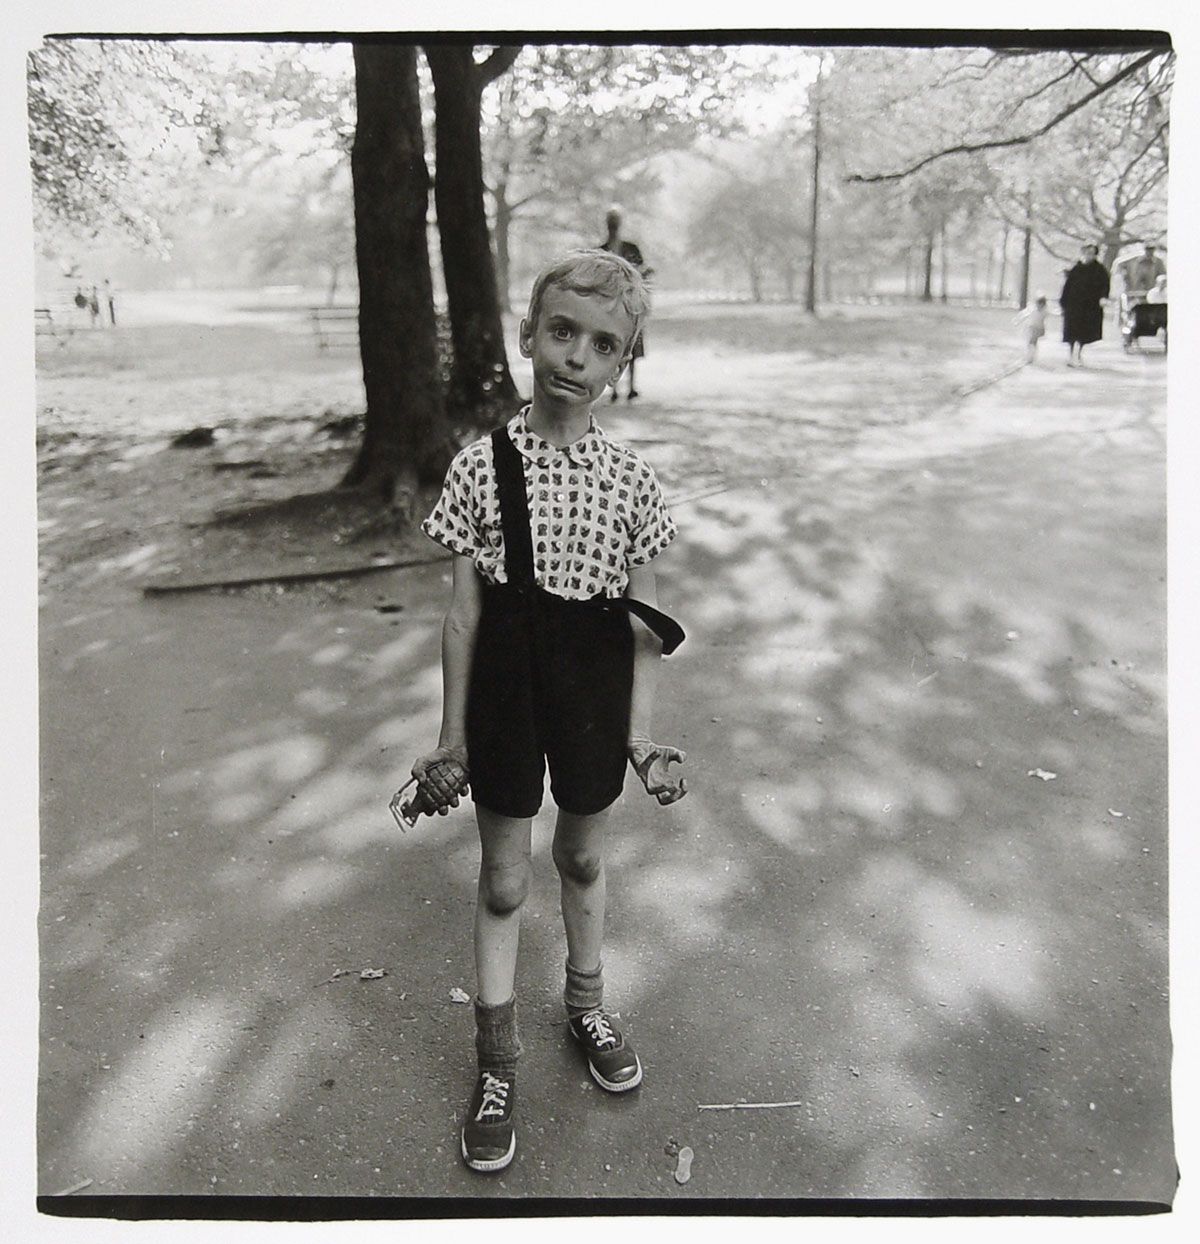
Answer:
[{"left": 804, "top": 57, "right": 824, "bottom": 315}]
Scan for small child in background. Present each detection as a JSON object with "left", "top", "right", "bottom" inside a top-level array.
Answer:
[{"left": 1015, "top": 295, "right": 1049, "bottom": 363}]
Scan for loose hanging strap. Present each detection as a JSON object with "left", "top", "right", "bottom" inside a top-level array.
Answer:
[{"left": 490, "top": 427, "right": 685, "bottom": 655}]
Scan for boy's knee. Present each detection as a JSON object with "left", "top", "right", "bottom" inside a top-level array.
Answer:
[
  {"left": 481, "top": 859, "right": 531, "bottom": 917},
  {"left": 552, "top": 841, "right": 603, "bottom": 887}
]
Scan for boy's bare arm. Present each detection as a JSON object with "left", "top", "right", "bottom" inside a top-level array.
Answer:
[
  {"left": 438, "top": 554, "right": 483, "bottom": 755},
  {"left": 624, "top": 562, "right": 687, "bottom": 804},
  {"left": 412, "top": 555, "right": 481, "bottom": 811}
]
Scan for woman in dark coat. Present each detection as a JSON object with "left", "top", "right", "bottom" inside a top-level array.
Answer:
[{"left": 1060, "top": 243, "right": 1111, "bottom": 367}]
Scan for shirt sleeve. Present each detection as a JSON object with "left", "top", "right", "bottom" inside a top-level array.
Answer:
[
  {"left": 627, "top": 461, "right": 677, "bottom": 567},
  {"left": 421, "top": 445, "right": 486, "bottom": 559}
]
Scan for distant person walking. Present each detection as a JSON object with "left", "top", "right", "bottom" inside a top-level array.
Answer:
[
  {"left": 598, "top": 207, "right": 652, "bottom": 400},
  {"left": 1059, "top": 243, "right": 1110, "bottom": 367},
  {"left": 103, "top": 278, "right": 116, "bottom": 326},
  {"left": 87, "top": 285, "right": 101, "bottom": 329},
  {"left": 1014, "top": 294, "right": 1049, "bottom": 364}
]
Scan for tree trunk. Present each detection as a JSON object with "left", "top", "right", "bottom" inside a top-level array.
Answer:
[
  {"left": 996, "top": 223, "right": 1010, "bottom": 301},
  {"left": 939, "top": 217, "right": 949, "bottom": 302},
  {"left": 425, "top": 45, "right": 519, "bottom": 429},
  {"left": 921, "top": 231, "right": 935, "bottom": 301},
  {"left": 342, "top": 43, "right": 450, "bottom": 500},
  {"left": 1018, "top": 188, "right": 1033, "bottom": 309},
  {"left": 493, "top": 181, "right": 513, "bottom": 314},
  {"left": 326, "top": 263, "right": 340, "bottom": 308},
  {"left": 749, "top": 257, "right": 762, "bottom": 303}
]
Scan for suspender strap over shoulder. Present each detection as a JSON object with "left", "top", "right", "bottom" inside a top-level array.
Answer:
[
  {"left": 489, "top": 426, "right": 685, "bottom": 655},
  {"left": 491, "top": 426, "right": 536, "bottom": 589}
]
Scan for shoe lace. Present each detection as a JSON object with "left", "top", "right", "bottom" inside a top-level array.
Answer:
[
  {"left": 582, "top": 1010, "right": 617, "bottom": 1049},
  {"left": 476, "top": 1073, "right": 510, "bottom": 1120}
]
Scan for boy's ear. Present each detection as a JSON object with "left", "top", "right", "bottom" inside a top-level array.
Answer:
[{"left": 518, "top": 318, "right": 533, "bottom": 358}]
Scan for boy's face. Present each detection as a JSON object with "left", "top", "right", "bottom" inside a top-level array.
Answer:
[{"left": 519, "top": 285, "right": 634, "bottom": 410}]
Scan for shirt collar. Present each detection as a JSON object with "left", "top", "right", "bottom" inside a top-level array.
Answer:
[{"left": 508, "top": 406, "right": 607, "bottom": 468}]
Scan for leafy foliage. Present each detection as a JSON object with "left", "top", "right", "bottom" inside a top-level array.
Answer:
[{"left": 28, "top": 38, "right": 222, "bottom": 253}]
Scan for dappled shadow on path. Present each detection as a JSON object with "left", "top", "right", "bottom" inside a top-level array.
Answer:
[{"left": 38, "top": 360, "right": 1171, "bottom": 1201}]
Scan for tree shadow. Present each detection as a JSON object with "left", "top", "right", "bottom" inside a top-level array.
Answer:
[{"left": 38, "top": 342, "right": 1171, "bottom": 1202}]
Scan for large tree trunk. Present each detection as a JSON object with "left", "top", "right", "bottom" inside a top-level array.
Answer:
[
  {"left": 425, "top": 45, "right": 520, "bottom": 429},
  {"left": 921, "top": 230, "right": 935, "bottom": 301},
  {"left": 342, "top": 44, "right": 451, "bottom": 501}
]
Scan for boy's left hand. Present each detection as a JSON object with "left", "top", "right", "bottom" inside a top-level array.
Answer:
[{"left": 628, "top": 736, "right": 687, "bottom": 805}]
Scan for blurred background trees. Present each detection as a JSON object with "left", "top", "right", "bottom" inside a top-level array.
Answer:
[{"left": 28, "top": 36, "right": 1172, "bottom": 510}]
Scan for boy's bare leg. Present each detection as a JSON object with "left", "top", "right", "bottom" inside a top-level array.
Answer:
[
  {"left": 474, "top": 807, "right": 534, "bottom": 1005},
  {"left": 553, "top": 805, "right": 643, "bottom": 1090},
  {"left": 552, "top": 807, "right": 611, "bottom": 972}
]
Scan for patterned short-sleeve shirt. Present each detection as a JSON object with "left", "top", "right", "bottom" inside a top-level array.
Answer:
[{"left": 421, "top": 407, "right": 677, "bottom": 600}]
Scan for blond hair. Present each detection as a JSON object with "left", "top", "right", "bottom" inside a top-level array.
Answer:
[{"left": 525, "top": 249, "right": 650, "bottom": 353}]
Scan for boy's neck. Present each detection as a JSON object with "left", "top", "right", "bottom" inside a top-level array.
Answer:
[{"left": 525, "top": 398, "right": 594, "bottom": 448}]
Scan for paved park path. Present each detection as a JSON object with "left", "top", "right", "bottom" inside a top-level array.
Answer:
[{"left": 37, "top": 324, "right": 1174, "bottom": 1206}]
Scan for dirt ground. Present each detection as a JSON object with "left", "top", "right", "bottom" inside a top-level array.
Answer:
[{"left": 34, "top": 295, "right": 1174, "bottom": 1209}]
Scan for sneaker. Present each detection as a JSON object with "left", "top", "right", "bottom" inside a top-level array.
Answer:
[
  {"left": 569, "top": 1009, "right": 643, "bottom": 1092},
  {"left": 460, "top": 1071, "right": 516, "bottom": 1172}
]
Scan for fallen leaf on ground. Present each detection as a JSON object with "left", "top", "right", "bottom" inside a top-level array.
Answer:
[
  {"left": 1027, "top": 768, "right": 1058, "bottom": 781},
  {"left": 674, "top": 1146, "right": 694, "bottom": 1184},
  {"left": 359, "top": 968, "right": 387, "bottom": 980},
  {"left": 449, "top": 986, "right": 471, "bottom": 1003}
]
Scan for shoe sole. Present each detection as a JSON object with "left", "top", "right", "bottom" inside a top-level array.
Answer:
[
  {"left": 586, "top": 1053, "right": 643, "bottom": 1093},
  {"left": 460, "top": 1128, "right": 516, "bottom": 1172}
]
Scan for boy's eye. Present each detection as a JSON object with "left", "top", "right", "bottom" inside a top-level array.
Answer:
[
  {"left": 595, "top": 340, "right": 614, "bottom": 354},
  {"left": 553, "top": 326, "right": 572, "bottom": 340}
]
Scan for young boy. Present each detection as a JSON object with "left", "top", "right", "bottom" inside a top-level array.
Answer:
[{"left": 412, "top": 249, "right": 687, "bottom": 1173}]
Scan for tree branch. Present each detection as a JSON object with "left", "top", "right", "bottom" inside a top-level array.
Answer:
[
  {"left": 846, "top": 49, "right": 1164, "bottom": 183},
  {"left": 477, "top": 46, "right": 522, "bottom": 88}
]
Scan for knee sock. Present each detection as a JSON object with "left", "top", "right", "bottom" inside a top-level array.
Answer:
[
  {"left": 474, "top": 995, "right": 521, "bottom": 1076},
  {"left": 564, "top": 959, "right": 604, "bottom": 1018}
]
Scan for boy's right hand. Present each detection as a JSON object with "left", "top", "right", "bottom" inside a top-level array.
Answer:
[
  {"left": 628, "top": 736, "right": 687, "bottom": 805},
  {"left": 411, "top": 745, "right": 470, "bottom": 815}
]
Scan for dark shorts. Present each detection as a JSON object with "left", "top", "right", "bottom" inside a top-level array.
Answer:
[{"left": 467, "top": 579, "right": 634, "bottom": 819}]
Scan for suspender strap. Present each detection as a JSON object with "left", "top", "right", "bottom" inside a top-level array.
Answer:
[
  {"left": 618, "top": 596, "right": 686, "bottom": 656},
  {"left": 491, "top": 426, "right": 536, "bottom": 589},
  {"left": 489, "top": 425, "right": 685, "bottom": 655}
]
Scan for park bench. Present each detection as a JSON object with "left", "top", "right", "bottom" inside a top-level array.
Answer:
[
  {"left": 309, "top": 305, "right": 359, "bottom": 350},
  {"left": 35, "top": 306, "right": 72, "bottom": 348}
]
